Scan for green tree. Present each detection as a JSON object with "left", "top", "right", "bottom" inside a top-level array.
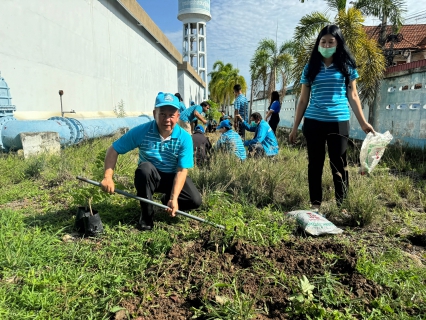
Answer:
[
  {"left": 352, "top": 0, "right": 406, "bottom": 47},
  {"left": 252, "top": 39, "right": 293, "bottom": 101},
  {"left": 292, "top": 2, "right": 386, "bottom": 112},
  {"left": 249, "top": 49, "right": 269, "bottom": 115},
  {"left": 208, "top": 61, "right": 247, "bottom": 114}
]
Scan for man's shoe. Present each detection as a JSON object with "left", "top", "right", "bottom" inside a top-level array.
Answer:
[{"left": 137, "top": 215, "right": 153, "bottom": 231}]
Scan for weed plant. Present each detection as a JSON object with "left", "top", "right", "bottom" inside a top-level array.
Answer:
[{"left": 0, "top": 132, "right": 425, "bottom": 319}]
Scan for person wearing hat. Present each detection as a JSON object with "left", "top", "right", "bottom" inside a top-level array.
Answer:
[
  {"left": 214, "top": 119, "right": 246, "bottom": 161},
  {"left": 178, "top": 101, "right": 210, "bottom": 135},
  {"left": 192, "top": 125, "right": 212, "bottom": 167},
  {"left": 236, "top": 112, "right": 279, "bottom": 158},
  {"left": 100, "top": 92, "right": 202, "bottom": 231},
  {"left": 174, "top": 93, "right": 186, "bottom": 113},
  {"left": 190, "top": 101, "right": 195, "bottom": 106}
]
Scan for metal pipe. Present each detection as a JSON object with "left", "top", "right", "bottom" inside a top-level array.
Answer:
[
  {"left": 0, "top": 115, "right": 153, "bottom": 150},
  {"left": 76, "top": 176, "right": 225, "bottom": 230}
]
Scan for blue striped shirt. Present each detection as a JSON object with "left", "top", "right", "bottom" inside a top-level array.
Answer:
[
  {"left": 112, "top": 120, "right": 193, "bottom": 173},
  {"left": 215, "top": 129, "right": 247, "bottom": 160},
  {"left": 179, "top": 101, "right": 186, "bottom": 113},
  {"left": 234, "top": 94, "right": 249, "bottom": 121},
  {"left": 301, "top": 63, "right": 359, "bottom": 122},
  {"left": 179, "top": 105, "right": 203, "bottom": 123}
]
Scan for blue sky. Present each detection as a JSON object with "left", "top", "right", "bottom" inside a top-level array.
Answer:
[{"left": 137, "top": 0, "right": 420, "bottom": 94}]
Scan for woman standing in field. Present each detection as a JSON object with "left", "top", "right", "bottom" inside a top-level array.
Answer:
[
  {"left": 289, "top": 24, "right": 375, "bottom": 210},
  {"left": 265, "top": 90, "right": 281, "bottom": 135}
]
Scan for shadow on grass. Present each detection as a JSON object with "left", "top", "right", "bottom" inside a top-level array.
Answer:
[{"left": 22, "top": 199, "right": 185, "bottom": 235}]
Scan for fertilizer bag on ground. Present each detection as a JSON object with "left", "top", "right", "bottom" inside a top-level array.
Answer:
[
  {"left": 359, "top": 131, "right": 393, "bottom": 174},
  {"left": 287, "top": 210, "right": 343, "bottom": 236}
]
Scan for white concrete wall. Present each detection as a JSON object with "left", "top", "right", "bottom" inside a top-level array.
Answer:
[
  {"left": 177, "top": 69, "right": 204, "bottom": 106},
  {"left": 0, "top": 0, "right": 179, "bottom": 120}
]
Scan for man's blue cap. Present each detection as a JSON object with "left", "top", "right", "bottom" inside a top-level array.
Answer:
[
  {"left": 155, "top": 92, "right": 180, "bottom": 109},
  {"left": 194, "top": 125, "right": 205, "bottom": 133},
  {"left": 190, "top": 101, "right": 195, "bottom": 106},
  {"left": 217, "top": 119, "right": 232, "bottom": 129}
]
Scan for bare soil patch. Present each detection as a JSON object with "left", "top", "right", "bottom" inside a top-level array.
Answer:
[{"left": 117, "top": 232, "right": 384, "bottom": 319}]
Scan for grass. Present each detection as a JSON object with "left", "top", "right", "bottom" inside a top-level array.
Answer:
[{"left": 0, "top": 129, "right": 425, "bottom": 319}]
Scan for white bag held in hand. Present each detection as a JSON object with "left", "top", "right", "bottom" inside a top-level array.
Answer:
[
  {"left": 359, "top": 131, "right": 393, "bottom": 174},
  {"left": 287, "top": 210, "right": 343, "bottom": 236}
]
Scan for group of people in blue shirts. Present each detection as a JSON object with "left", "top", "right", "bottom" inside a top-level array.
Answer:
[{"left": 100, "top": 24, "right": 375, "bottom": 230}]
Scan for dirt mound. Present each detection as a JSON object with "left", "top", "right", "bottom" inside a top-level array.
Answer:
[{"left": 117, "top": 234, "right": 383, "bottom": 319}]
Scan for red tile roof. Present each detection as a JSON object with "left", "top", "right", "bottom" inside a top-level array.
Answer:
[{"left": 364, "top": 24, "right": 426, "bottom": 50}]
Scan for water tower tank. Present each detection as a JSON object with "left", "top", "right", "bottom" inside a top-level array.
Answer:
[{"left": 178, "top": 0, "right": 211, "bottom": 94}]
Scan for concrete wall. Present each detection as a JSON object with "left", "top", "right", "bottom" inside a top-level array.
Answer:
[
  {"left": 374, "top": 67, "right": 426, "bottom": 147},
  {"left": 177, "top": 61, "right": 206, "bottom": 106},
  {"left": 0, "top": 0, "right": 205, "bottom": 120}
]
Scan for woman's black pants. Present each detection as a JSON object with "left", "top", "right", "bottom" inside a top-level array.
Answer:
[
  {"left": 134, "top": 162, "right": 202, "bottom": 221},
  {"left": 302, "top": 118, "right": 349, "bottom": 206}
]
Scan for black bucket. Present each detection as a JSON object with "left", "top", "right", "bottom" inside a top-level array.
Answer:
[{"left": 75, "top": 207, "right": 104, "bottom": 237}]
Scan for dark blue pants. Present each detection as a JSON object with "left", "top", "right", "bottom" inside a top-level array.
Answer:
[{"left": 303, "top": 118, "right": 349, "bottom": 206}]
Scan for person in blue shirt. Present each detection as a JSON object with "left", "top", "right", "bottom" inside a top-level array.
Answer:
[
  {"left": 289, "top": 25, "right": 375, "bottom": 210},
  {"left": 237, "top": 112, "right": 279, "bottom": 158},
  {"left": 101, "top": 92, "right": 202, "bottom": 231},
  {"left": 178, "top": 101, "right": 210, "bottom": 135},
  {"left": 233, "top": 84, "right": 249, "bottom": 140},
  {"left": 214, "top": 119, "right": 246, "bottom": 161},
  {"left": 265, "top": 91, "right": 281, "bottom": 135},
  {"left": 174, "top": 92, "right": 186, "bottom": 113}
]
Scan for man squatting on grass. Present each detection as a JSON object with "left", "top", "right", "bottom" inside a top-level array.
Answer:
[
  {"left": 100, "top": 92, "right": 202, "bottom": 231},
  {"left": 237, "top": 112, "right": 279, "bottom": 158},
  {"left": 178, "top": 101, "right": 210, "bottom": 135},
  {"left": 214, "top": 119, "right": 246, "bottom": 161}
]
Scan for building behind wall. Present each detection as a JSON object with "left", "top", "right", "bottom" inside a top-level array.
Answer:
[{"left": 0, "top": 0, "right": 205, "bottom": 120}]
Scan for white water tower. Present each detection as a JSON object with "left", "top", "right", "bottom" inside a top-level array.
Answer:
[{"left": 178, "top": 0, "right": 211, "bottom": 96}]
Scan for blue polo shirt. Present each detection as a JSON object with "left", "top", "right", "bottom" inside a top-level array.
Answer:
[
  {"left": 270, "top": 100, "right": 280, "bottom": 113},
  {"left": 215, "top": 129, "right": 247, "bottom": 160},
  {"left": 234, "top": 94, "right": 249, "bottom": 121},
  {"left": 112, "top": 120, "right": 193, "bottom": 173},
  {"left": 241, "top": 120, "right": 279, "bottom": 156},
  {"left": 301, "top": 63, "right": 359, "bottom": 122},
  {"left": 179, "top": 101, "right": 186, "bottom": 113},
  {"left": 179, "top": 105, "right": 203, "bottom": 123}
]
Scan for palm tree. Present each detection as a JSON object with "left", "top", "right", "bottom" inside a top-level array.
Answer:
[
  {"left": 253, "top": 39, "right": 293, "bottom": 101},
  {"left": 352, "top": 0, "right": 406, "bottom": 47},
  {"left": 292, "top": 1, "right": 386, "bottom": 114},
  {"left": 249, "top": 49, "right": 269, "bottom": 115},
  {"left": 208, "top": 61, "right": 247, "bottom": 114}
]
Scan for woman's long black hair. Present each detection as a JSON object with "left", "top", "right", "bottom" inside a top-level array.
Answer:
[
  {"left": 268, "top": 91, "right": 280, "bottom": 109},
  {"left": 305, "top": 25, "right": 356, "bottom": 87}
]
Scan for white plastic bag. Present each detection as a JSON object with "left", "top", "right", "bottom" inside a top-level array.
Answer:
[
  {"left": 359, "top": 131, "right": 393, "bottom": 174},
  {"left": 287, "top": 210, "right": 343, "bottom": 236}
]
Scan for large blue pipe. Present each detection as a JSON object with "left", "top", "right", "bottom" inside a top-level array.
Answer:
[{"left": 0, "top": 116, "right": 153, "bottom": 151}]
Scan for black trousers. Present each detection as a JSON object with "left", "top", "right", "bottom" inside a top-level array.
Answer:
[
  {"left": 269, "top": 114, "right": 280, "bottom": 135},
  {"left": 236, "top": 122, "right": 245, "bottom": 140},
  {"left": 302, "top": 118, "right": 349, "bottom": 206},
  {"left": 134, "top": 162, "right": 202, "bottom": 218}
]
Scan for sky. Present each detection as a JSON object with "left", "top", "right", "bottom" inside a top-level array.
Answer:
[{"left": 137, "top": 0, "right": 423, "bottom": 95}]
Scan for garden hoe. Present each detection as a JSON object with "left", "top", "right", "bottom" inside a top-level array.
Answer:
[{"left": 76, "top": 176, "right": 226, "bottom": 230}]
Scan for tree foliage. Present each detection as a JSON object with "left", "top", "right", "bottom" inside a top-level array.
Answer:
[{"left": 208, "top": 61, "right": 247, "bottom": 110}]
